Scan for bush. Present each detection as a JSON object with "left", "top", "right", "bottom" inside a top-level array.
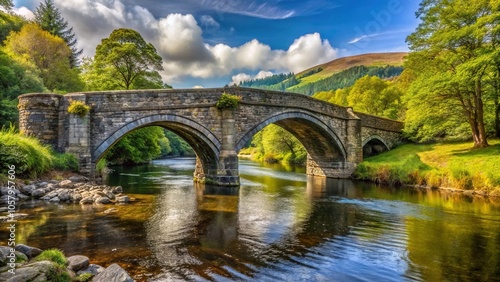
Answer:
[
  {"left": 53, "top": 153, "right": 79, "bottom": 172},
  {"left": 68, "top": 100, "right": 90, "bottom": 117},
  {"left": 216, "top": 92, "right": 241, "bottom": 110},
  {"left": 76, "top": 273, "right": 93, "bottom": 282},
  {"left": 0, "top": 126, "right": 53, "bottom": 178},
  {"left": 47, "top": 265, "right": 71, "bottom": 282},
  {"left": 34, "top": 249, "right": 67, "bottom": 266}
]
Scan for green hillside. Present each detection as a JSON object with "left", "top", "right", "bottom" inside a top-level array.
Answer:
[{"left": 238, "top": 52, "right": 407, "bottom": 95}]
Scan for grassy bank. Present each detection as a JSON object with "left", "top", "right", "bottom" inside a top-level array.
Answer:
[
  {"left": 354, "top": 140, "right": 500, "bottom": 194},
  {"left": 0, "top": 127, "right": 79, "bottom": 182}
]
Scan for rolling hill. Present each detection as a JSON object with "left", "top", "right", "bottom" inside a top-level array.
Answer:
[{"left": 239, "top": 52, "right": 408, "bottom": 95}]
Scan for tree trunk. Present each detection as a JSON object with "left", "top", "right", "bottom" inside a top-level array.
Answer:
[
  {"left": 495, "top": 93, "right": 500, "bottom": 138},
  {"left": 473, "top": 78, "right": 488, "bottom": 148}
]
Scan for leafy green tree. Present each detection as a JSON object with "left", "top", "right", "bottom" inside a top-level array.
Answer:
[
  {"left": 164, "top": 130, "right": 194, "bottom": 157},
  {"left": 3, "top": 23, "right": 83, "bottom": 92},
  {"left": 84, "top": 28, "right": 163, "bottom": 90},
  {"left": 405, "top": 0, "right": 498, "bottom": 147},
  {"left": 34, "top": 0, "right": 82, "bottom": 67},
  {"left": 0, "top": 10, "right": 25, "bottom": 44},
  {"left": 0, "top": 0, "right": 12, "bottom": 10},
  {"left": 105, "top": 127, "right": 165, "bottom": 165},
  {"left": 249, "top": 125, "right": 306, "bottom": 164},
  {"left": 0, "top": 49, "right": 46, "bottom": 126}
]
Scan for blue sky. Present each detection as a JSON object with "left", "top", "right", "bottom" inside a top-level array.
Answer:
[{"left": 12, "top": 0, "right": 421, "bottom": 88}]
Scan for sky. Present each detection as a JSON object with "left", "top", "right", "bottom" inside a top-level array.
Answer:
[{"left": 12, "top": 0, "right": 421, "bottom": 88}]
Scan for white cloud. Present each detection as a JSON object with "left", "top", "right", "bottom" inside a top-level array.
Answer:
[
  {"left": 17, "top": 0, "right": 338, "bottom": 86},
  {"left": 231, "top": 70, "right": 274, "bottom": 85},
  {"left": 13, "top": 6, "right": 35, "bottom": 19},
  {"left": 200, "top": 15, "right": 220, "bottom": 30}
]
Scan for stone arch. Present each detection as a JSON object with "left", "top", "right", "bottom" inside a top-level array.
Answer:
[
  {"left": 92, "top": 114, "right": 221, "bottom": 181},
  {"left": 236, "top": 111, "right": 347, "bottom": 177},
  {"left": 362, "top": 135, "right": 390, "bottom": 158}
]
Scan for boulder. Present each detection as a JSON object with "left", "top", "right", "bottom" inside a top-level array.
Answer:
[
  {"left": 77, "top": 264, "right": 105, "bottom": 276},
  {"left": 72, "top": 193, "right": 83, "bottom": 202},
  {"left": 80, "top": 197, "right": 94, "bottom": 205},
  {"left": 31, "top": 189, "right": 46, "bottom": 198},
  {"left": 15, "top": 244, "right": 43, "bottom": 259},
  {"left": 58, "top": 191, "right": 71, "bottom": 202},
  {"left": 0, "top": 246, "right": 28, "bottom": 266},
  {"left": 95, "top": 196, "right": 111, "bottom": 204},
  {"left": 116, "top": 196, "right": 130, "bottom": 204},
  {"left": 49, "top": 196, "right": 60, "bottom": 203},
  {"left": 35, "top": 182, "right": 48, "bottom": 188},
  {"left": 67, "top": 255, "right": 90, "bottom": 272},
  {"left": 59, "top": 180, "right": 73, "bottom": 187},
  {"left": 112, "top": 186, "right": 123, "bottom": 194},
  {"left": 93, "top": 263, "right": 133, "bottom": 282},
  {"left": 0, "top": 187, "right": 9, "bottom": 196},
  {"left": 69, "top": 175, "right": 88, "bottom": 182},
  {"left": 0, "top": 261, "right": 57, "bottom": 282}
]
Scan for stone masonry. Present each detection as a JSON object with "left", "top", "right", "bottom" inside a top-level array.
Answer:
[{"left": 18, "top": 87, "right": 403, "bottom": 186}]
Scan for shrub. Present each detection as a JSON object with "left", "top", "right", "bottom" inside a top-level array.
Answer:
[
  {"left": 0, "top": 126, "right": 53, "bottom": 178},
  {"left": 68, "top": 100, "right": 90, "bottom": 117},
  {"left": 47, "top": 265, "right": 71, "bottom": 282},
  {"left": 53, "top": 153, "right": 79, "bottom": 172},
  {"left": 33, "top": 249, "right": 67, "bottom": 267},
  {"left": 216, "top": 92, "right": 241, "bottom": 110}
]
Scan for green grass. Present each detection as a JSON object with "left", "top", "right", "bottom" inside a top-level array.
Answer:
[
  {"left": 0, "top": 127, "right": 79, "bottom": 180},
  {"left": 33, "top": 249, "right": 68, "bottom": 266},
  {"left": 355, "top": 140, "right": 500, "bottom": 192},
  {"left": 0, "top": 126, "right": 54, "bottom": 178}
]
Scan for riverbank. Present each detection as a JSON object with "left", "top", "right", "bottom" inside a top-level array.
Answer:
[
  {"left": 0, "top": 244, "right": 133, "bottom": 281},
  {"left": 354, "top": 140, "right": 500, "bottom": 196}
]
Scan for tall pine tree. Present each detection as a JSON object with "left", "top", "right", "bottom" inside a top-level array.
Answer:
[{"left": 34, "top": 0, "right": 82, "bottom": 67}]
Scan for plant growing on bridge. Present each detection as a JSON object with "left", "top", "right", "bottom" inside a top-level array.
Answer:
[
  {"left": 216, "top": 92, "right": 241, "bottom": 110},
  {"left": 67, "top": 100, "right": 90, "bottom": 117}
]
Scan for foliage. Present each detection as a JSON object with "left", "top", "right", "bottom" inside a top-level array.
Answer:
[
  {"left": 52, "top": 152, "right": 79, "bottom": 172},
  {"left": 216, "top": 92, "right": 241, "bottom": 110},
  {"left": 34, "top": 0, "right": 82, "bottom": 67},
  {"left": 0, "top": 126, "right": 54, "bottom": 178},
  {"left": 0, "top": 49, "right": 46, "bottom": 127},
  {"left": 0, "top": 0, "right": 12, "bottom": 10},
  {"left": 354, "top": 140, "right": 500, "bottom": 191},
  {"left": 313, "top": 75, "right": 405, "bottom": 120},
  {"left": 3, "top": 23, "right": 84, "bottom": 92},
  {"left": 290, "top": 65, "right": 404, "bottom": 95},
  {"left": 404, "top": 0, "right": 499, "bottom": 147},
  {"left": 0, "top": 10, "right": 25, "bottom": 44},
  {"left": 34, "top": 249, "right": 67, "bottom": 266},
  {"left": 83, "top": 28, "right": 163, "bottom": 90},
  {"left": 164, "top": 130, "right": 195, "bottom": 157},
  {"left": 245, "top": 124, "right": 307, "bottom": 165},
  {"left": 67, "top": 100, "right": 90, "bottom": 117},
  {"left": 104, "top": 127, "right": 165, "bottom": 165}
]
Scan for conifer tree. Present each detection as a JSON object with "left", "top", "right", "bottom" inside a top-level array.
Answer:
[{"left": 34, "top": 0, "right": 82, "bottom": 67}]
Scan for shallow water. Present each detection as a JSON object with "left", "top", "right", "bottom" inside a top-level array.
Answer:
[{"left": 2, "top": 158, "right": 500, "bottom": 281}]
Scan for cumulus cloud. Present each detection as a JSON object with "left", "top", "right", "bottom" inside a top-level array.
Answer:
[
  {"left": 16, "top": 0, "right": 339, "bottom": 86},
  {"left": 200, "top": 15, "right": 220, "bottom": 30},
  {"left": 13, "top": 6, "right": 35, "bottom": 19}
]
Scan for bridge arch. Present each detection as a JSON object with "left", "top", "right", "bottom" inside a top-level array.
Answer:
[
  {"left": 362, "top": 135, "right": 390, "bottom": 158},
  {"left": 92, "top": 114, "right": 221, "bottom": 182},
  {"left": 236, "top": 111, "right": 347, "bottom": 177}
]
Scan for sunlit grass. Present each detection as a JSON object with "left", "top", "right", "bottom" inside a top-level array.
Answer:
[{"left": 355, "top": 140, "right": 500, "bottom": 192}]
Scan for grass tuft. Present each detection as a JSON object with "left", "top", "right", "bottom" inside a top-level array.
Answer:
[{"left": 33, "top": 249, "right": 67, "bottom": 267}]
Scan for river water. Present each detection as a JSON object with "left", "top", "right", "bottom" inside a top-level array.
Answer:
[{"left": 4, "top": 158, "right": 500, "bottom": 281}]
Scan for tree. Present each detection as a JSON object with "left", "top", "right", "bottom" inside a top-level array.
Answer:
[
  {"left": 0, "top": 0, "right": 12, "bottom": 10},
  {"left": 346, "top": 75, "right": 403, "bottom": 119},
  {"left": 0, "top": 49, "right": 45, "bottom": 127},
  {"left": 86, "top": 28, "right": 163, "bottom": 90},
  {"left": 3, "top": 23, "right": 83, "bottom": 92},
  {"left": 105, "top": 127, "right": 165, "bottom": 165},
  {"left": 405, "top": 0, "right": 498, "bottom": 147},
  {"left": 34, "top": 0, "right": 82, "bottom": 67}
]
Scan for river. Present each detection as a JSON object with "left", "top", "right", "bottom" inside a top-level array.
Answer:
[{"left": 4, "top": 158, "right": 500, "bottom": 281}]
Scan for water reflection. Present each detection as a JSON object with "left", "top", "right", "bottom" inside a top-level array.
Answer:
[{"left": 2, "top": 158, "right": 499, "bottom": 281}]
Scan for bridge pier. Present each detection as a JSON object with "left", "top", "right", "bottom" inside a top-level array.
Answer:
[{"left": 195, "top": 109, "right": 240, "bottom": 187}]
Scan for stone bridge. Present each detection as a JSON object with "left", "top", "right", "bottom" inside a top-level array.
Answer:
[{"left": 18, "top": 87, "right": 403, "bottom": 186}]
